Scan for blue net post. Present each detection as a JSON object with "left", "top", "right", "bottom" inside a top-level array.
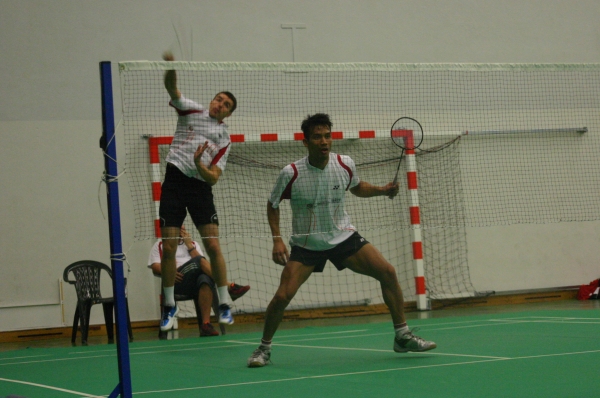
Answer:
[{"left": 99, "top": 61, "right": 133, "bottom": 398}]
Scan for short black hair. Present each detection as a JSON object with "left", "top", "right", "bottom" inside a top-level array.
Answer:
[
  {"left": 217, "top": 91, "right": 237, "bottom": 113},
  {"left": 301, "top": 113, "right": 332, "bottom": 140}
]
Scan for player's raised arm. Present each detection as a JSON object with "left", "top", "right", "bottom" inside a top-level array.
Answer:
[{"left": 162, "top": 51, "right": 181, "bottom": 100}]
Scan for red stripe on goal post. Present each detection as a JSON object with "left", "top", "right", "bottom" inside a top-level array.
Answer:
[
  {"left": 407, "top": 171, "right": 418, "bottom": 189},
  {"left": 154, "top": 219, "right": 161, "bottom": 238},
  {"left": 359, "top": 130, "right": 375, "bottom": 139},
  {"left": 261, "top": 133, "right": 278, "bottom": 141},
  {"left": 415, "top": 276, "right": 426, "bottom": 295},
  {"left": 409, "top": 206, "right": 420, "bottom": 225},
  {"left": 148, "top": 136, "right": 173, "bottom": 164},
  {"left": 412, "top": 241, "right": 423, "bottom": 260},
  {"left": 152, "top": 182, "right": 161, "bottom": 201}
]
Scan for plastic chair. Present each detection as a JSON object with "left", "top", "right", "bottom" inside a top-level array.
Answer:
[
  {"left": 158, "top": 286, "right": 226, "bottom": 339},
  {"left": 63, "top": 260, "right": 133, "bottom": 345}
]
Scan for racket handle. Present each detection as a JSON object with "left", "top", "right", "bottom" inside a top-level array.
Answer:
[{"left": 390, "top": 173, "right": 399, "bottom": 199}]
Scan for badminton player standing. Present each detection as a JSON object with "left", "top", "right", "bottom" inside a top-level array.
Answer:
[{"left": 248, "top": 113, "right": 437, "bottom": 367}]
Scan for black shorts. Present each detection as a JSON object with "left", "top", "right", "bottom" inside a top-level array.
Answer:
[
  {"left": 159, "top": 163, "right": 219, "bottom": 228},
  {"left": 174, "top": 256, "right": 215, "bottom": 297},
  {"left": 289, "top": 232, "right": 369, "bottom": 272}
]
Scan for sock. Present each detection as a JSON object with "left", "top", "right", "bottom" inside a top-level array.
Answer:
[
  {"left": 163, "top": 286, "right": 175, "bottom": 307},
  {"left": 394, "top": 323, "right": 409, "bottom": 338},
  {"left": 260, "top": 338, "right": 272, "bottom": 349},
  {"left": 217, "top": 285, "right": 232, "bottom": 306}
]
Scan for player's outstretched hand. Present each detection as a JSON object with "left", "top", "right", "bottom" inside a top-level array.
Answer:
[{"left": 385, "top": 181, "right": 400, "bottom": 199}]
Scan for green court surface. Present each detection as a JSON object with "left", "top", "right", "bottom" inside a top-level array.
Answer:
[{"left": 1, "top": 309, "right": 599, "bottom": 397}]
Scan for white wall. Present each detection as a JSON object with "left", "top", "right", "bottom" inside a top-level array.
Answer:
[{"left": 1, "top": 0, "right": 599, "bottom": 331}]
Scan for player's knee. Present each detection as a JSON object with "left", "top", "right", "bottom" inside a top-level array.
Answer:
[
  {"left": 378, "top": 264, "right": 398, "bottom": 283},
  {"left": 162, "top": 241, "right": 178, "bottom": 257},
  {"left": 272, "top": 290, "right": 293, "bottom": 306},
  {"left": 202, "top": 239, "right": 221, "bottom": 257},
  {"left": 196, "top": 274, "right": 215, "bottom": 291}
]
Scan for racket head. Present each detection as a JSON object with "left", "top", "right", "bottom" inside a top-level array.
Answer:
[{"left": 391, "top": 117, "right": 423, "bottom": 150}]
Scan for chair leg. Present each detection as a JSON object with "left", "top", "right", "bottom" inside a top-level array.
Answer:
[
  {"left": 81, "top": 301, "right": 92, "bottom": 346},
  {"left": 102, "top": 302, "right": 115, "bottom": 344},
  {"left": 211, "top": 286, "right": 226, "bottom": 335},
  {"left": 126, "top": 298, "right": 134, "bottom": 342},
  {"left": 71, "top": 305, "right": 80, "bottom": 344}
]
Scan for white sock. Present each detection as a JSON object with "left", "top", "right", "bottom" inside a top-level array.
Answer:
[
  {"left": 395, "top": 324, "right": 410, "bottom": 338},
  {"left": 217, "top": 285, "right": 232, "bottom": 306},
  {"left": 163, "top": 286, "right": 175, "bottom": 307}
]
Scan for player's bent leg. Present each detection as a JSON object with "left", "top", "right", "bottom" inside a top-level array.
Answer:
[
  {"left": 344, "top": 245, "right": 437, "bottom": 353},
  {"left": 248, "top": 261, "right": 313, "bottom": 367},
  {"left": 264, "top": 261, "right": 314, "bottom": 336},
  {"left": 343, "top": 244, "right": 406, "bottom": 324}
]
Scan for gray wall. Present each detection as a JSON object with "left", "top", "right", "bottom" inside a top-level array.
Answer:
[{"left": 1, "top": 0, "right": 599, "bottom": 331}]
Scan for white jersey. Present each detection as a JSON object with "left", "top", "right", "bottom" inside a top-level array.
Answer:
[
  {"left": 147, "top": 240, "right": 204, "bottom": 267},
  {"left": 165, "top": 95, "right": 231, "bottom": 181},
  {"left": 269, "top": 153, "right": 360, "bottom": 251}
]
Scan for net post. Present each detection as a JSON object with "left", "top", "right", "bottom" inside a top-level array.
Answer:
[
  {"left": 404, "top": 133, "right": 430, "bottom": 311},
  {"left": 99, "top": 61, "right": 133, "bottom": 398}
]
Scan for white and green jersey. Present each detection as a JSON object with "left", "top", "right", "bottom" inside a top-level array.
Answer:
[
  {"left": 269, "top": 153, "right": 360, "bottom": 251},
  {"left": 165, "top": 95, "right": 231, "bottom": 181}
]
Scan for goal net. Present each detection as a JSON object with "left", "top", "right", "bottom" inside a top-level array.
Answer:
[{"left": 119, "top": 61, "right": 600, "bottom": 314}]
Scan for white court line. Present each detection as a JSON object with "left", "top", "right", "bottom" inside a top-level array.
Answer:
[
  {"left": 503, "top": 316, "right": 600, "bottom": 320},
  {"left": 0, "top": 354, "right": 51, "bottom": 361},
  {"left": 66, "top": 329, "right": 370, "bottom": 356},
  {"left": 489, "top": 319, "right": 600, "bottom": 325},
  {"left": 0, "top": 377, "right": 101, "bottom": 397},
  {"left": 0, "top": 353, "right": 116, "bottom": 367},
  {"left": 255, "top": 341, "right": 509, "bottom": 360},
  {"left": 489, "top": 316, "right": 600, "bottom": 324},
  {"left": 131, "top": 348, "right": 600, "bottom": 396}
]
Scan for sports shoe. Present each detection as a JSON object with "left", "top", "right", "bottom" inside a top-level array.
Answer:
[
  {"left": 394, "top": 329, "right": 437, "bottom": 353},
  {"left": 200, "top": 322, "right": 219, "bottom": 337},
  {"left": 218, "top": 304, "right": 234, "bottom": 325},
  {"left": 159, "top": 305, "right": 179, "bottom": 331},
  {"left": 247, "top": 345, "right": 271, "bottom": 367},
  {"left": 228, "top": 283, "right": 250, "bottom": 301}
]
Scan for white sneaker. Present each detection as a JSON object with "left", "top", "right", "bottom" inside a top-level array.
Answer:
[
  {"left": 218, "top": 304, "right": 234, "bottom": 325},
  {"left": 247, "top": 345, "right": 271, "bottom": 367},
  {"left": 394, "top": 329, "right": 437, "bottom": 353},
  {"left": 159, "top": 305, "right": 179, "bottom": 331}
]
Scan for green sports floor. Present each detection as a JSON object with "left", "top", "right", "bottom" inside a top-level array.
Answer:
[{"left": 1, "top": 300, "right": 599, "bottom": 398}]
